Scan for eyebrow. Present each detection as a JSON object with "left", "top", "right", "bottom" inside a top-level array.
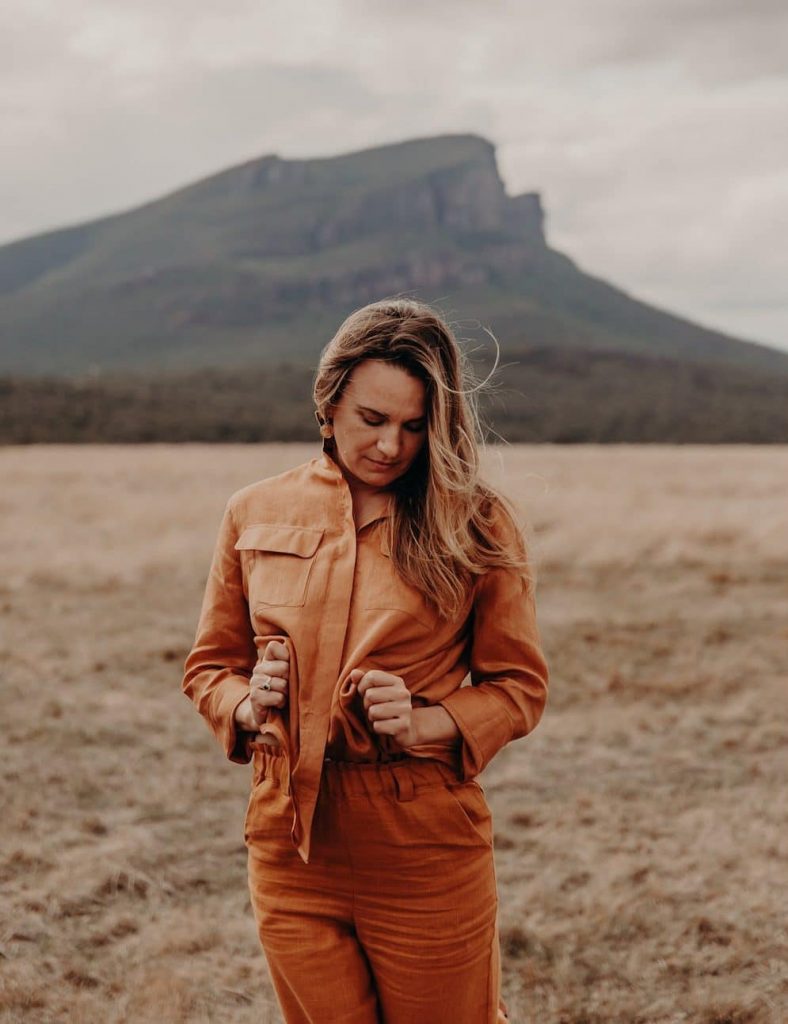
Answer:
[{"left": 356, "top": 404, "right": 427, "bottom": 425}]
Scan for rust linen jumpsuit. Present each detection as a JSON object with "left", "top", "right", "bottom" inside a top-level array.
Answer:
[{"left": 182, "top": 450, "right": 550, "bottom": 1024}]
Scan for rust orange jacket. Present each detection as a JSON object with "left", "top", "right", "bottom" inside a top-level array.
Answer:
[{"left": 182, "top": 450, "right": 549, "bottom": 863}]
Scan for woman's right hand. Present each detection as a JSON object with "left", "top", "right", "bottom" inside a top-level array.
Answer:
[{"left": 234, "top": 640, "right": 290, "bottom": 744}]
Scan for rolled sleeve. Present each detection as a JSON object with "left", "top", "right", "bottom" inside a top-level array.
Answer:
[
  {"left": 182, "top": 500, "right": 257, "bottom": 764},
  {"left": 439, "top": 511, "right": 549, "bottom": 780}
]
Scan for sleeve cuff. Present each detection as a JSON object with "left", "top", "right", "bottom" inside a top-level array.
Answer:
[
  {"left": 212, "top": 675, "right": 254, "bottom": 764},
  {"left": 439, "top": 686, "right": 517, "bottom": 780}
]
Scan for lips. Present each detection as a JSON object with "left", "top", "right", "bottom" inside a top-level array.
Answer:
[{"left": 366, "top": 457, "right": 397, "bottom": 469}]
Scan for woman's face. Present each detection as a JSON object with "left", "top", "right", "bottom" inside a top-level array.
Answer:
[{"left": 328, "top": 359, "right": 428, "bottom": 493}]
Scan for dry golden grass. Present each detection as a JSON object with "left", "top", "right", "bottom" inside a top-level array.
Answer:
[{"left": 1, "top": 443, "right": 786, "bottom": 1024}]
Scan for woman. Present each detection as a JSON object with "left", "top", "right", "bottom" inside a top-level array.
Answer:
[{"left": 182, "top": 298, "right": 549, "bottom": 1024}]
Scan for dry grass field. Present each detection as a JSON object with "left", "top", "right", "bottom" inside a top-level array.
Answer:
[{"left": 1, "top": 443, "right": 786, "bottom": 1024}]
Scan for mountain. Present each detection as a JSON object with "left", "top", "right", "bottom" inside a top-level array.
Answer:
[{"left": 1, "top": 133, "right": 786, "bottom": 379}]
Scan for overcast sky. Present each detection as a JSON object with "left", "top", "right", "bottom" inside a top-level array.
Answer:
[{"left": 3, "top": 0, "right": 787, "bottom": 351}]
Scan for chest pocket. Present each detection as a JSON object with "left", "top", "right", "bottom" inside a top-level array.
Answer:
[{"left": 235, "top": 524, "right": 323, "bottom": 608}]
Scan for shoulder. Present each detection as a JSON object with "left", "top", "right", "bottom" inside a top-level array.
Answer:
[
  {"left": 476, "top": 487, "right": 526, "bottom": 551},
  {"left": 469, "top": 486, "right": 534, "bottom": 598},
  {"left": 224, "top": 457, "right": 327, "bottom": 529}
]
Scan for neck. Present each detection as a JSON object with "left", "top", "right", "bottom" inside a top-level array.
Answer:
[
  {"left": 347, "top": 474, "right": 391, "bottom": 512},
  {"left": 324, "top": 446, "right": 389, "bottom": 502}
]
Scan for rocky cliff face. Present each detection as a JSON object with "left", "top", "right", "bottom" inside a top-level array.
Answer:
[
  {"left": 190, "top": 136, "right": 545, "bottom": 247},
  {"left": 311, "top": 148, "right": 545, "bottom": 249},
  {"left": 169, "top": 140, "right": 550, "bottom": 323},
  {"left": 506, "top": 191, "right": 544, "bottom": 242}
]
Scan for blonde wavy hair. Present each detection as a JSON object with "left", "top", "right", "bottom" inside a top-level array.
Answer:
[{"left": 313, "top": 297, "right": 533, "bottom": 620}]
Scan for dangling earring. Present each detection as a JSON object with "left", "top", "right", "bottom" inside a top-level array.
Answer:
[{"left": 315, "top": 410, "right": 334, "bottom": 440}]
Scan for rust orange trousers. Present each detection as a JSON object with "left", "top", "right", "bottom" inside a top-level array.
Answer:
[{"left": 245, "top": 749, "right": 510, "bottom": 1024}]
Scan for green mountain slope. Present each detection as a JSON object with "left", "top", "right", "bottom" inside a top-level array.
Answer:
[{"left": 0, "top": 132, "right": 786, "bottom": 378}]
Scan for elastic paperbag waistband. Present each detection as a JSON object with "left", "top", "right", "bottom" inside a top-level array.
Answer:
[
  {"left": 252, "top": 746, "right": 462, "bottom": 803},
  {"left": 250, "top": 743, "right": 291, "bottom": 794}
]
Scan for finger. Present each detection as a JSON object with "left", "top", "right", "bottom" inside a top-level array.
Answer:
[
  {"left": 251, "top": 668, "right": 287, "bottom": 689},
  {"left": 265, "top": 640, "right": 289, "bottom": 662},
  {"left": 362, "top": 684, "right": 408, "bottom": 709},
  {"left": 257, "top": 658, "right": 290, "bottom": 679},
  {"left": 251, "top": 690, "right": 287, "bottom": 710},
  {"left": 362, "top": 680, "right": 408, "bottom": 703},
  {"left": 367, "top": 699, "right": 410, "bottom": 721},
  {"left": 371, "top": 715, "right": 409, "bottom": 735},
  {"left": 356, "top": 671, "right": 403, "bottom": 696},
  {"left": 251, "top": 682, "right": 285, "bottom": 701},
  {"left": 251, "top": 684, "right": 286, "bottom": 708},
  {"left": 250, "top": 679, "right": 287, "bottom": 708},
  {"left": 252, "top": 663, "right": 288, "bottom": 684}
]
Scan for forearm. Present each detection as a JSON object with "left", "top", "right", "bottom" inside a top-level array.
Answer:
[
  {"left": 182, "top": 500, "right": 259, "bottom": 764},
  {"left": 409, "top": 704, "right": 461, "bottom": 746},
  {"left": 435, "top": 507, "right": 550, "bottom": 778}
]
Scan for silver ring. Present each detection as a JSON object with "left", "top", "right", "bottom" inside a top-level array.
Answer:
[{"left": 261, "top": 678, "right": 272, "bottom": 692}]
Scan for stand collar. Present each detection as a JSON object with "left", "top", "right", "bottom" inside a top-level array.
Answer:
[{"left": 318, "top": 446, "right": 393, "bottom": 528}]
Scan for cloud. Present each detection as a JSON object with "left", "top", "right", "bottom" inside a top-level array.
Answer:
[
  {"left": 0, "top": 0, "right": 786, "bottom": 351},
  {"left": 578, "top": 1, "right": 788, "bottom": 86}
]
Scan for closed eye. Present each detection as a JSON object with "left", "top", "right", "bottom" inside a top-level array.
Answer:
[{"left": 362, "top": 414, "right": 426, "bottom": 433}]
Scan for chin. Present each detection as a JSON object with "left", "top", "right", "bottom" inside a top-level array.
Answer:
[{"left": 350, "top": 462, "right": 393, "bottom": 486}]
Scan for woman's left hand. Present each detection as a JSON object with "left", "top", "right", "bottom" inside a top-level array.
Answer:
[{"left": 350, "top": 669, "right": 417, "bottom": 748}]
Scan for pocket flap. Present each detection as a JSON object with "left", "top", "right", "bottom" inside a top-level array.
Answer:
[{"left": 235, "top": 524, "right": 323, "bottom": 557}]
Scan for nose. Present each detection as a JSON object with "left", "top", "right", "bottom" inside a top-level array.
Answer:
[{"left": 376, "top": 427, "right": 401, "bottom": 460}]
